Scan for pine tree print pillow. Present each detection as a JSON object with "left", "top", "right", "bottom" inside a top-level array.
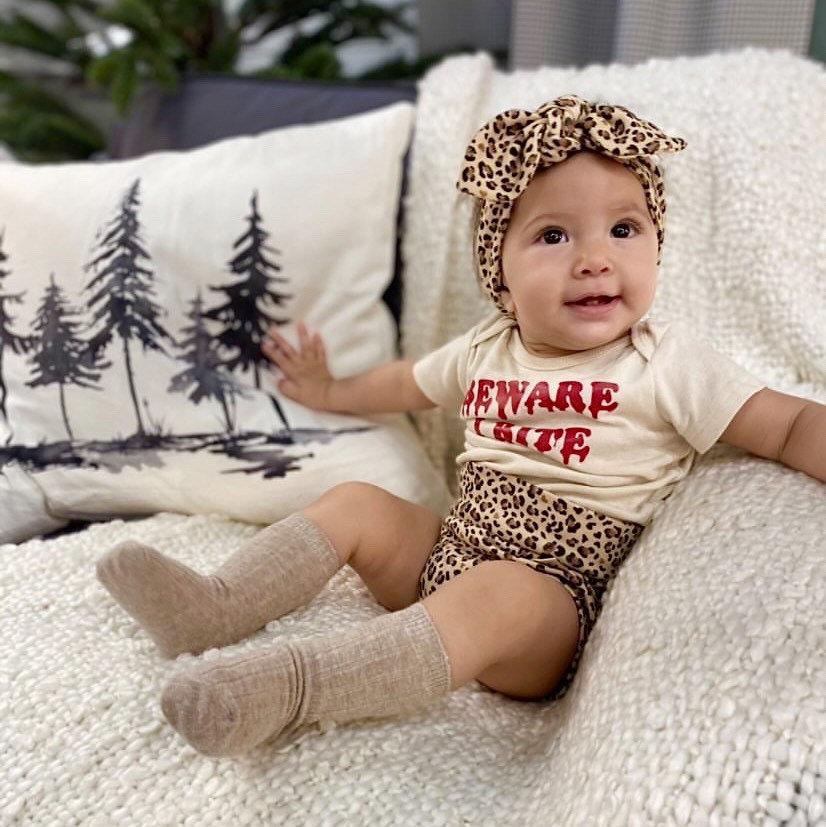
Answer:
[{"left": 0, "top": 102, "right": 450, "bottom": 543}]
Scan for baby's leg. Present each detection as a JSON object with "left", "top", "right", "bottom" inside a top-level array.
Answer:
[
  {"left": 421, "top": 560, "right": 580, "bottom": 699},
  {"left": 300, "top": 482, "right": 443, "bottom": 612},
  {"left": 96, "top": 482, "right": 442, "bottom": 657},
  {"left": 159, "top": 557, "right": 579, "bottom": 756}
]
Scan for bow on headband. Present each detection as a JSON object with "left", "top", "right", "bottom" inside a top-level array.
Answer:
[
  {"left": 455, "top": 95, "right": 687, "bottom": 315},
  {"left": 457, "top": 95, "right": 686, "bottom": 204}
]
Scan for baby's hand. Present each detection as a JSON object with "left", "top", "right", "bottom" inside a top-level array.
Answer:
[{"left": 262, "top": 321, "right": 335, "bottom": 411}]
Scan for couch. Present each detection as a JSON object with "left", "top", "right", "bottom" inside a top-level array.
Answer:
[{"left": 2, "top": 48, "right": 824, "bottom": 825}]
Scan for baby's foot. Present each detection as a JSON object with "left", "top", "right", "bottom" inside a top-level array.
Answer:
[
  {"left": 159, "top": 603, "right": 453, "bottom": 757},
  {"left": 96, "top": 515, "right": 342, "bottom": 658},
  {"left": 160, "top": 644, "right": 303, "bottom": 756},
  {"left": 96, "top": 542, "right": 234, "bottom": 658}
]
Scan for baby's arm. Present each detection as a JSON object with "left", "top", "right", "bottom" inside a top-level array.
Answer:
[
  {"left": 261, "top": 321, "right": 436, "bottom": 414},
  {"left": 720, "top": 388, "right": 825, "bottom": 482}
]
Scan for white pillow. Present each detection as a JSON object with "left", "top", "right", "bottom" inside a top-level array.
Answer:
[{"left": 0, "top": 103, "right": 451, "bottom": 543}]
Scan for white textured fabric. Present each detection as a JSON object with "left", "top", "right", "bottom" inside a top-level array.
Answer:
[
  {"left": 400, "top": 48, "right": 826, "bottom": 496},
  {"left": 2, "top": 451, "right": 824, "bottom": 824},
  {"left": 0, "top": 461, "right": 68, "bottom": 541}
]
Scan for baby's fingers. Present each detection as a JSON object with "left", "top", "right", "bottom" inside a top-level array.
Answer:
[
  {"left": 264, "top": 344, "right": 294, "bottom": 378},
  {"left": 313, "top": 332, "right": 326, "bottom": 362},
  {"left": 267, "top": 327, "right": 296, "bottom": 360},
  {"left": 278, "top": 378, "right": 298, "bottom": 398},
  {"left": 297, "top": 320, "right": 313, "bottom": 354}
]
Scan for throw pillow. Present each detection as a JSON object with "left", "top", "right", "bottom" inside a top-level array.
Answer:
[{"left": 0, "top": 102, "right": 451, "bottom": 543}]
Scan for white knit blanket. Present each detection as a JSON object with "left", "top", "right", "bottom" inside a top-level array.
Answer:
[
  {"left": 2, "top": 449, "right": 824, "bottom": 824},
  {"left": 3, "top": 49, "right": 825, "bottom": 825}
]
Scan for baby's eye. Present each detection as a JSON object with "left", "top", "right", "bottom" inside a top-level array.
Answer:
[
  {"left": 539, "top": 228, "right": 567, "bottom": 245},
  {"left": 611, "top": 221, "right": 640, "bottom": 238}
]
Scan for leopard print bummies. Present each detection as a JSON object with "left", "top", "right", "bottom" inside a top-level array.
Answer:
[{"left": 418, "top": 463, "right": 645, "bottom": 702}]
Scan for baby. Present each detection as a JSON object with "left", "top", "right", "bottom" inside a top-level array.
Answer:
[{"left": 96, "top": 95, "right": 826, "bottom": 758}]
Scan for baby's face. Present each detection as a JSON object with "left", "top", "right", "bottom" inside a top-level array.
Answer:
[{"left": 500, "top": 151, "right": 658, "bottom": 357}]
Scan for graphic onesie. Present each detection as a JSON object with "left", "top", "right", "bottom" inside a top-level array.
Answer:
[{"left": 410, "top": 311, "right": 767, "bottom": 702}]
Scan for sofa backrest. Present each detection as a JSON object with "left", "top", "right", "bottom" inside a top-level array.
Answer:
[{"left": 107, "top": 74, "right": 419, "bottom": 335}]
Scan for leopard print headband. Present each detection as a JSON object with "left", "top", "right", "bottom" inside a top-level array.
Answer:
[{"left": 456, "top": 95, "right": 687, "bottom": 315}]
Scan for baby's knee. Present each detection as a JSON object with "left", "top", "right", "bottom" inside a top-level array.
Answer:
[
  {"left": 320, "top": 480, "right": 391, "bottom": 507},
  {"left": 306, "top": 482, "right": 400, "bottom": 548}
]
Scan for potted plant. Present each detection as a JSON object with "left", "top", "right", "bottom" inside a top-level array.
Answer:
[{"left": 0, "top": 0, "right": 462, "bottom": 162}]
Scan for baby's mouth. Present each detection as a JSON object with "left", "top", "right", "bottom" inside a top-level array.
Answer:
[{"left": 565, "top": 294, "right": 618, "bottom": 306}]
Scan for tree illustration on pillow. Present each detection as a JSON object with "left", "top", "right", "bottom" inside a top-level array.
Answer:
[
  {"left": 25, "top": 273, "right": 110, "bottom": 441},
  {"left": 0, "top": 179, "right": 371, "bottom": 476},
  {"left": 81, "top": 178, "right": 175, "bottom": 438},
  {"left": 0, "top": 230, "right": 36, "bottom": 423},
  {"left": 169, "top": 290, "right": 252, "bottom": 434},
  {"left": 203, "top": 191, "right": 292, "bottom": 430}
]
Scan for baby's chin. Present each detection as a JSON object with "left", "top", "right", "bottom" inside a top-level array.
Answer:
[
  {"left": 517, "top": 326, "right": 628, "bottom": 358},
  {"left": 565, "top": 304, "right": 650, "bottom": 341},
  {"left": 523, "top": 313, "right": 640, "bottom": 348}
]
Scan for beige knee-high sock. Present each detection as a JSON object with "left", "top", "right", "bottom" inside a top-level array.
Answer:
[
  {"left": 159, "top": 601, "right": 452, "bottom": 757},
  {"left": 95, "top": 513, "right": 341, "bottom": 658}
]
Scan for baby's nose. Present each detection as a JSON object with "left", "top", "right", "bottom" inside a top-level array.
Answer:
[{"left": 577, "top": 260, "right": 611, "bottom": 275}]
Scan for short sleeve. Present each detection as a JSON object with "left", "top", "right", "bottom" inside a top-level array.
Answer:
[
  {"left": 411, "top": 328, "right": 475, "bottom": 412},
  {"left": 651, "top": 322, "right": 767, "bottom": 454}
]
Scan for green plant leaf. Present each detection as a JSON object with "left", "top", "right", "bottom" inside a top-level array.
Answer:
[
  {"left": 0, "top": 70, "right": 79, "bottom": 115},
  {"left": 0, "top": 98, "right": 105, "bottom": 162},
  {"left": 237, "top": 0, "right": 331, "bottom": 33},
  {"left": 241, "top": 0, "right": 412, "bottom": 45},
  {"left": 291, "top": 42, "right": 341, "bottom": 79},
  {"left": 19, "top": 111, "right": 103, "bottom": 152},
  {"left": 29, "top": 0, "right": 95, "bottom": 41},
  {"left": 110, "top": 49, "right": 138, "bottom": 112},
  {"left": 86, "top": 51, "right": 124, "bottom": 87},
  {"left": 0, "top": 11, "right": 75, "bottom": 60},
  {"left": 154, "top": 28, "right": 187, "bottom": 62},
  {"left": 36, "top": 0, "right": 101, "bottom": 13},
  {"left": 354, "top": 53, "right": 441, "bottom": 82},
  {"left": 205, "top": 33, "right": 241, "bottom": 71},
  {"left": 98, "top": 0, "right": 161, "bottom": 40},
  {"left": 167, "top": 0, "right": 220, "bottom": 32}
]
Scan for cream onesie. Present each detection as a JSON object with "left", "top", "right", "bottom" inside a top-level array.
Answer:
[{"left": 412, "top": 311, "right": 767, "bottom": 526}]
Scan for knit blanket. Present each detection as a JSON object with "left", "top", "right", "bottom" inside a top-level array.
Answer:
[
  {"left": 3, "top": 49, "right": 825, "bottom": 825},
  {"left": 2, "top": 450, "right": 824, "bottom": 824}
]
